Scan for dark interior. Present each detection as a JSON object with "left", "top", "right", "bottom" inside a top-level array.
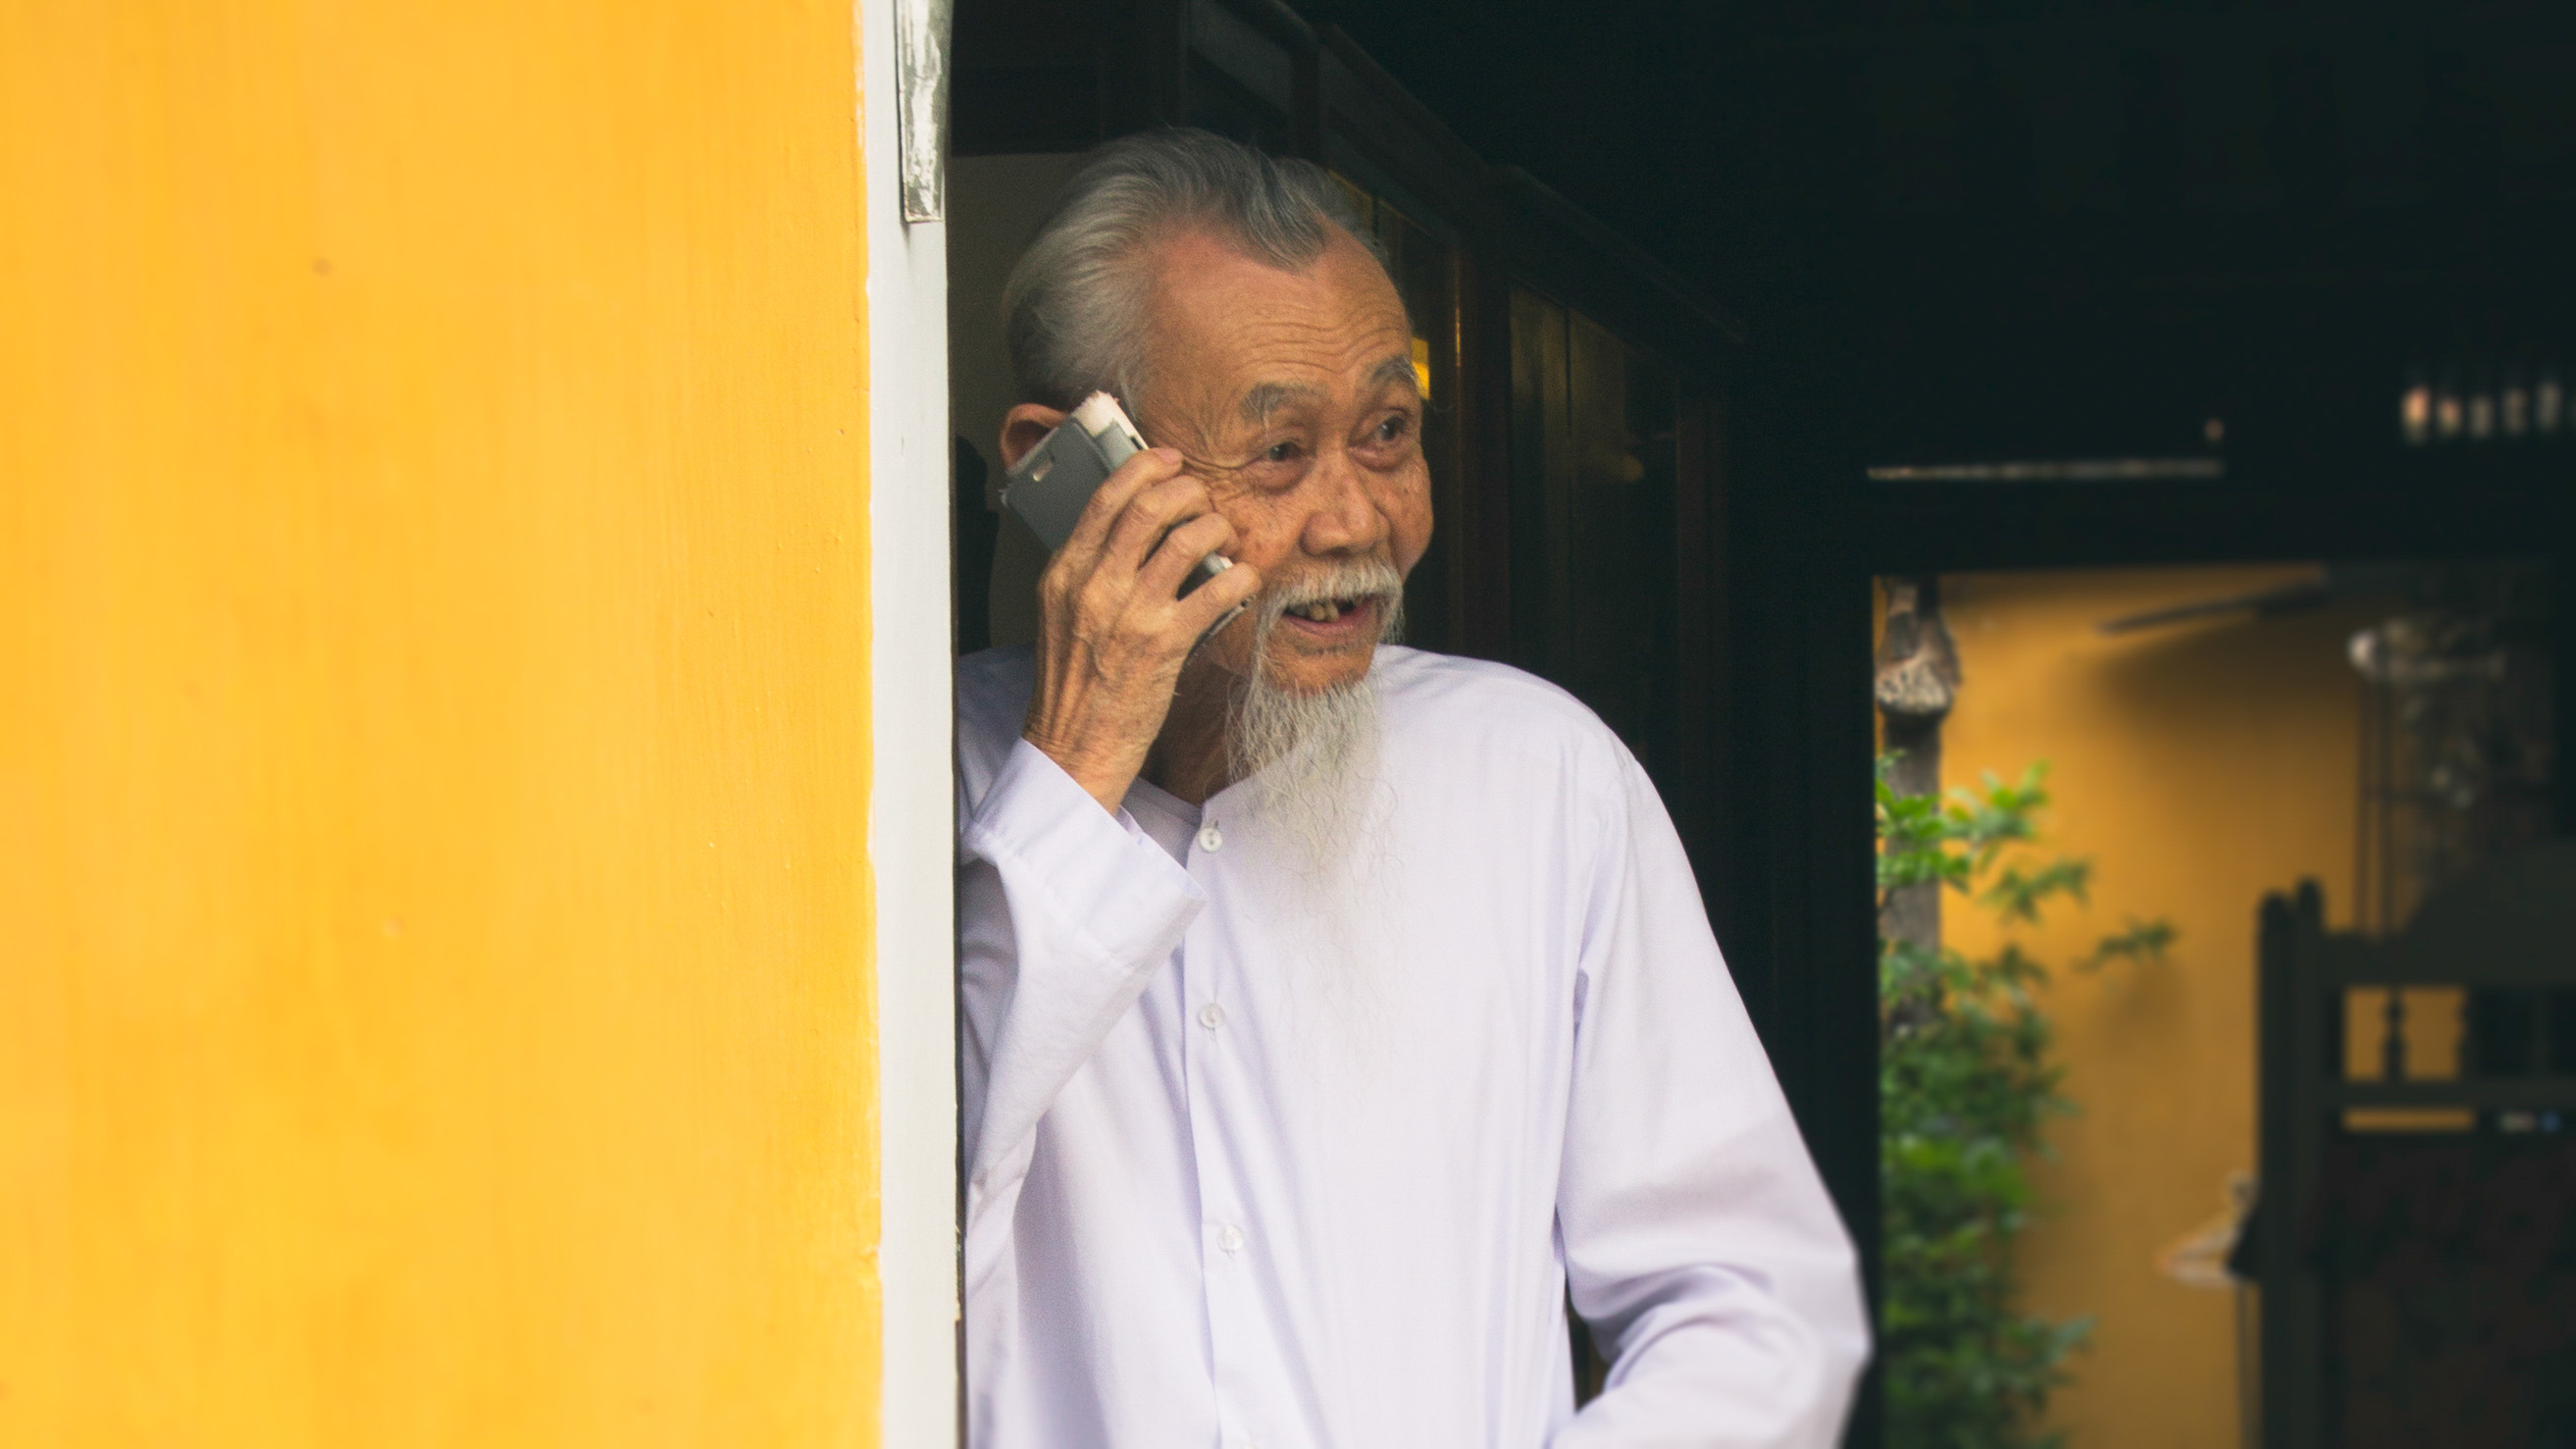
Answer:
[{"left": 945, "top": 5, "right": 2576, "bottom": 1442}]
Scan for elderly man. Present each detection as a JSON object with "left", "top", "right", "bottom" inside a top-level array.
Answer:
[{"left": 956, "top": 129, "right": 1867, "bottom": 1448}]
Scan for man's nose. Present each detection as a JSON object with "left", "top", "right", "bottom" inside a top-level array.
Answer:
[{"left": 1297, "top": 446, "right": 1387, "bottom": 557}]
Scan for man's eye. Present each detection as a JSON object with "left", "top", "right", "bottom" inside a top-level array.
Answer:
[
  {"left": 1374, "top": 414, "right": 1414, "bottom": 442},
  {"left": 1262, "top": 440, "right": 1304, "bottom": 464}
]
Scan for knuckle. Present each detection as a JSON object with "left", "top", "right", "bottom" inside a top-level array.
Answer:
[{"left": 1083, "top": 483, "right": 1133, "bottom": 522}]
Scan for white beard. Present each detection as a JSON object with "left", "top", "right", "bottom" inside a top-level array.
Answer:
[
  {"left": 1224, "top": 562, "right": 1406, "bottom": 879},
  {"left": 1226, "top": 665, "right": 1382, "bottom": 878}
]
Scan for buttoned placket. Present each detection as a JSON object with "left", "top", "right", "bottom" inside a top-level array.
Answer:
[{"left": 1180, "top": 808, "right": 1258, "bottom": 1449}]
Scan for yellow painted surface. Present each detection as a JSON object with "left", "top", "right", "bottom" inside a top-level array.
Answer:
[
  {"left": 0, "top": 3, "right": 877, "bottom": 1444},
  {"left": 1936, "top": 566, "right": 2381, "bottom": 1449}
]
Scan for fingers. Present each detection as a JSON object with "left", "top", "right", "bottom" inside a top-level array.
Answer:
[
  {"left": 1178, "top": 554, "right": 1262, "bottom": 636},
  {"left": 1058, "top": 446, "right": 1188, "bottom": 561},
  {"left": 1035, "top": 441, "right": 1250, "bottom": 663},
  {"left": 1034, "top": 455, "right": 1187, "bottom": 612},
  {"left": 1099, "top": 473, "right": 1216, "bottom": 574},
  {"left": 1134, "top": 509, "right": 1238, "bottom": 598}
]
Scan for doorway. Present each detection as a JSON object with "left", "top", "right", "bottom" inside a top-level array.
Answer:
[{"left": 1873, "top": 559, "right": 2560, "bottom": 1448}]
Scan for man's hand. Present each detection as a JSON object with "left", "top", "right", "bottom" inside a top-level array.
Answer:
[{"left": 1022, "top": 446, "right": 1262, "bottom": 814}]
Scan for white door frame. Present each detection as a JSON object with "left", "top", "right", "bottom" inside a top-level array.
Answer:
[{"left": 860, "top": 0, "right": 960, "bottom": 1440}]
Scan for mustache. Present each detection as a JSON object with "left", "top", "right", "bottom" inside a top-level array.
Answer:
[{"left": 1257, "top": 558, "right": 1408, "bottom": 618}]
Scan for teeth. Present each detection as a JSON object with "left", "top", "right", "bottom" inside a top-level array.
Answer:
[{"left": 1295, "top": 599, "right": 1342, "bottom": 622}]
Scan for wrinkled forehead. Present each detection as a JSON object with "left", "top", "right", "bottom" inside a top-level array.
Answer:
[{"left": 1140, "top": 227, "right": 1414, "bottom": 423}]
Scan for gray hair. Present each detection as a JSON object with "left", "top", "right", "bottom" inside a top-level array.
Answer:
[{"left": 1003, "top": 128, "right": 1386, "bottom": 412}]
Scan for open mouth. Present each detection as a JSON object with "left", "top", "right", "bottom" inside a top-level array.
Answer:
[{"left": 1277, "top": 594, "right": 1385, "bottom": 640}]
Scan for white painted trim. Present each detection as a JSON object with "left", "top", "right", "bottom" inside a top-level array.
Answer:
[{"left": 860, "top": 0, "right": 959, "bottom": 1440}]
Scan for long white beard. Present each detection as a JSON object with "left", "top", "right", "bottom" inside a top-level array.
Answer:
[{"left": 1222, "top": 563, "right": 1407, "bottom": 1057}]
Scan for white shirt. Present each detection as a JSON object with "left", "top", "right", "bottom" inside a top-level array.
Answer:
[{"left": 957, "top": 644, "right": 1868, "bottom": 1449}]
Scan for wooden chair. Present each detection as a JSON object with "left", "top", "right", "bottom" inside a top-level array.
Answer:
[{"left": 2255, "top": 841, "right": 2576, "bottom": 1448}]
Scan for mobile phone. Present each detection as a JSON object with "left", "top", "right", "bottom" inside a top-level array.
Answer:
[{"left": 1003, "top": 392, "right": 1235, "bottom": 601}]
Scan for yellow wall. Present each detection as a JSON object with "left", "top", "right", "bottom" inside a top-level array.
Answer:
[
  {"left": 0, "top": 3, "right": 877, "bottom": 1443},
  {"left": 1934, "top": 566, "right": 2379, "bottom": 1449}
]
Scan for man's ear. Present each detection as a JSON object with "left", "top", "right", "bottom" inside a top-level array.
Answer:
[{"left": 999, "top": 404, "right": 1068, "bottom": 472}]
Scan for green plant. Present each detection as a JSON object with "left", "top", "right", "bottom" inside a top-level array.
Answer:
[{"left": 1877, "top": 756, "right": 2174, "bottom": 1449}]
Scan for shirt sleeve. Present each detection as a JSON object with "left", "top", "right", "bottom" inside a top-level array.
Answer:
[
  {"left": 1551, "top": 751, "right": 1872, "bottom": 1449},
  {"left": 956, "top": 739, "right": 1206, "bottom": 1300}
]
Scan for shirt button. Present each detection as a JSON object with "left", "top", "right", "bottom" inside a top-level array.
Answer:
[
  {"left": 1217, "top": 1222, "right": 1245, "bottom": 1254},
  {"left": 1198, "top": 822, "right": 1223, "bottom": 853},
  {"left": 1199, "top": 1002, "right": 1225, "bottom": 1030}
]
